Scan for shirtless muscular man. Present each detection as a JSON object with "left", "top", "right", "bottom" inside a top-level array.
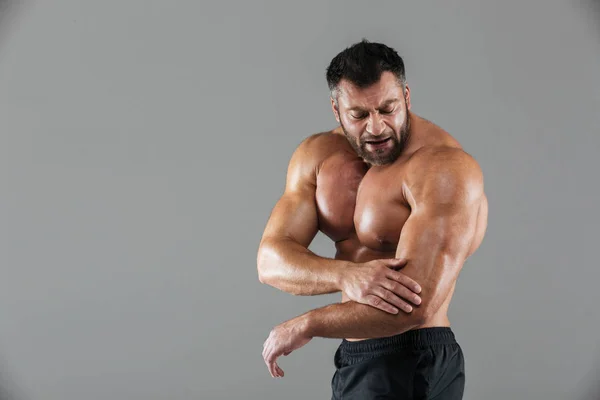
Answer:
[{"left": 258, "top": 39, "right": 488, "bottom": 399}]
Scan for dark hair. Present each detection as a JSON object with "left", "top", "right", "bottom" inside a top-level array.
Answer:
[{"left": 326, "top": 39, "right": 406, "bottom": 99}]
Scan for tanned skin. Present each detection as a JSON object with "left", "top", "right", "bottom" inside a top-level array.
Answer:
[{"left": 258, "top": 71, "right": 488, "bottom": 378}]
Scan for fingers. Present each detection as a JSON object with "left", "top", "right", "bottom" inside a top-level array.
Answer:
[
  {"left": 262, "top": 338, "right": 285, "bottom": 378},
  {"left": 388, "top": 269, "right": 422, "bottom": 294},
  {"left": 381, "top": 279, "right": 422, "bottom": 307},
  {"left": 276, "top": 364, "right": 285, "bottom": 377},
  {"left": 385, "top": 258, "right": 408, "bottom": 270},
  {"left": 364, "top": 294, "right": 399, "bottom": 314},
  {"left": 373, "top": 287, "right": 415, "bottom": 313},
  {"left": 262, "top": 342, "right": 272, "bottom": 375},
  {"left": 264, "top": 345, "right": 280, "bottom": 377}
]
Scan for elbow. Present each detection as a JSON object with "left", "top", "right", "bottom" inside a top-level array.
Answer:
[
  {"left": 256, "top": 240, "right": 280, "bottom": 287},
  {"left": 256, "top": 246, "right": 271, "bottom": 285},
  {"left": 257, "top": 267, "right": 268, "bottom": 284},
  {"left": 257, "top": 266, "right": 273, "bottom": 285},
  {"left": 256, "top": 238, "right": 303, "bottom": 295}
]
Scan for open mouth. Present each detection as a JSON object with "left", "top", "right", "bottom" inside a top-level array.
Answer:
[{"left": 365, "top": 137, "right": 391, "bottom": 145}]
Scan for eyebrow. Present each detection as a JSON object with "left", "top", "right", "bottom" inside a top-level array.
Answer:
[{"left": 347, "top": 98, "right": 399, "bottom": 112}]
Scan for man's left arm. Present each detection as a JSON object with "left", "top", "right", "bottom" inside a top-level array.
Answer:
[{"left": 262, "top": 148, "right": 485, "bottom": 377}]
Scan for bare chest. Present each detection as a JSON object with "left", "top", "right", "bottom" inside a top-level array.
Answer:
[{"left": 315, "top": 153, "right": 411, "bottom": 252}]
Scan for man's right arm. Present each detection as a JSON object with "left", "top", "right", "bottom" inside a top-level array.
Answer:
[
  {"left": 256, "top": 134, "right": 346, "bottom": 295},
  {"left": 256, "top": 134, "right": 423, "bottom": 315}
]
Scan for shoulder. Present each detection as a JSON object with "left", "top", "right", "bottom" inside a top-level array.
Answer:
[
  {"left": 291, "top": 131, "right": 339, "bottom": 157},
  {"left": 286, "top": 131, "right": 347, "bottom": 187},
  {"left": 290, "top": 130, "right": 354, "bottom": 168},
  {"left": 404, "top": 146, "right": 484, "bottom": 207}
]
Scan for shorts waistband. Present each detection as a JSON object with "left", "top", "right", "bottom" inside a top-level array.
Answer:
[{"left": 340, "top": 327, "right": 457, "bottom": 355}]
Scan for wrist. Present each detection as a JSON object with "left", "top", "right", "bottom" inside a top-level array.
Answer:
[
  {"left": 335, "top": 260, "right": 357, "bottom": 292},
  {"left": 298, "top": 311, "right": 317, "bottom": 338}
]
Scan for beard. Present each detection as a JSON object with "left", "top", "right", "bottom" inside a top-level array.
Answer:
[{"left": 341, "top": 109, "right": 412, "bottom": 166}]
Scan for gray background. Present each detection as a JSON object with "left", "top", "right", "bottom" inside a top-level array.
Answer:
[{"left": 1, "top": 1, "right": 599, "bottom": 399}]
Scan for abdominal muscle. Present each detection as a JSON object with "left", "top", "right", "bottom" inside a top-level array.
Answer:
[{"left": 335, "top": 243, "right": 453, "bottom": 342}]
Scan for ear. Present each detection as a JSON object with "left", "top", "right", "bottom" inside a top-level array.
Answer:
[
  {"left": 330, "top": 97, "right": 340, "bottom": 123},
  {"left": 404, "top": 85, "right": 412, "bottom": 110}
]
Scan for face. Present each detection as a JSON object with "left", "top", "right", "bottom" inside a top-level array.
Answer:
[{"left": 331, "top": 71, "right": 412, "bottom": 166}]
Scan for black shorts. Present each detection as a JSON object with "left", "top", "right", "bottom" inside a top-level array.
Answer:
[{"left": 331, "top": 327, "right": 465, "bottom": 400}]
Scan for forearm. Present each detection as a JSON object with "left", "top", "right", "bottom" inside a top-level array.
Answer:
[
  {"left": 257, "top": 237, "right": 351, "bottom": 295},
  {"left": 299, "top": 252, "right": 459, "bottom": 339},
  {"left": 301, "top": 300, "right": 425, "bottom": 339}
]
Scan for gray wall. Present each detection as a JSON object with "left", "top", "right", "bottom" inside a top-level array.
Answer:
[{"left": 1, "top": 1, "right": 599, "bottom": 399}]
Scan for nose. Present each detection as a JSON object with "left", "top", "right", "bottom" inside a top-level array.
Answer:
[{"left": 366, "top": 113, "right": 386, "bottom": 136}]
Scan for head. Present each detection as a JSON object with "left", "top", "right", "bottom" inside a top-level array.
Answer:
[{"left": 326, "top": 39, "right": 412, "bottom": 166}]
